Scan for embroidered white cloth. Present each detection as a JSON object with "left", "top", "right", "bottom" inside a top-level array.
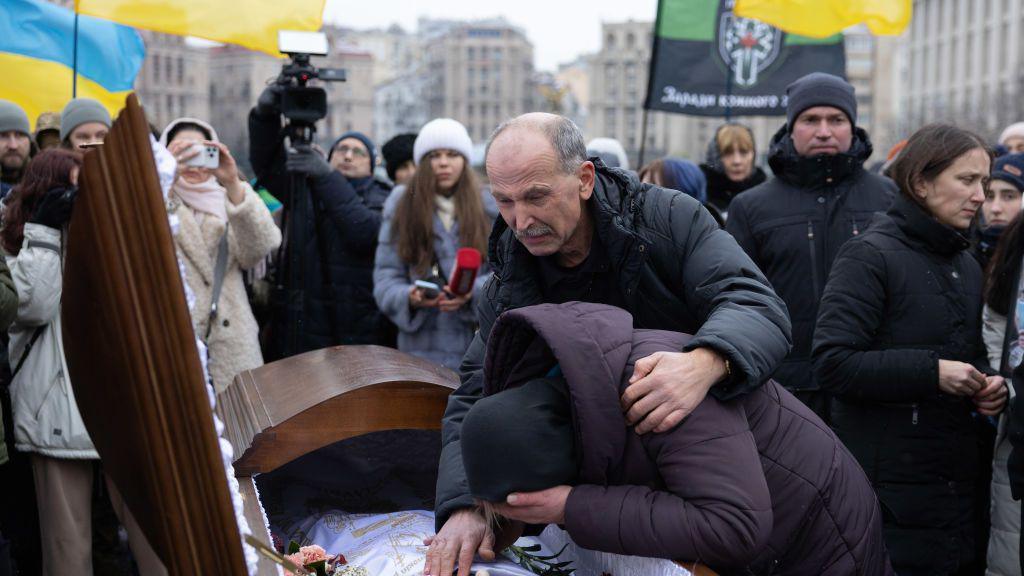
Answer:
[
  {"left": 289, "top": 510, "right": 693, "bottom": 576},
  {"left": 537, "top": 525, "right": 694, "bottom": 576}
]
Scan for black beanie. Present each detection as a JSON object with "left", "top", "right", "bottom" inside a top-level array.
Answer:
[
  {"left": 381, "top": 133, "right": 417, "bottom": 181},
  {"left": 785, "top": 72, "right": 857, "bottom": 132},
  {"left": 461, "top": 378, "right": 577, "bottom": 503}
]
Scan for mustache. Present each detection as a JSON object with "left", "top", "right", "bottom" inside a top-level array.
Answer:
[{"left": 515, "top": 225, "right": 553, "bottom": 239}]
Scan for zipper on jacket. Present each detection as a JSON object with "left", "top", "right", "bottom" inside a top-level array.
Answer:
[
  {"left": 912, "top": 404, "right": 919, "bottom": 425},
  {"left": 807, "top": 221, "right": 821, "bottom": 296}
]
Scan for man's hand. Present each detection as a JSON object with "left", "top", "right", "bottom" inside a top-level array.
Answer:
[
  {"left": 974, "top": 375, "right": 1009, "bottom": 416},
  {"left": 423, "top": 508, "right": 494, "bottom": 576},
  {"left": 491, "top": 486, "right": 571, "bottom": 525},
  {"left": 622, "top": 348, "right": 726, "bottom": 434},
  {"left": 285, "top": 144, "right": 333, "bottom": 179}
]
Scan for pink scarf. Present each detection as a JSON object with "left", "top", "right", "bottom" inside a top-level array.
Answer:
[{"left": 173, "top": 176, "right": 227, "bottom": 222}]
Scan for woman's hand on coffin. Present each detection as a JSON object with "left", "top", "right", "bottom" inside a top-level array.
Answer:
[
  {"left": 492, "top": 485, "right": 571, "bottom": 525},
  {"left": 423, "top": 508, "right": 495, "bottom": 576},
  {"left": 30, "top": 186, "right": 78, "bottom": 229},
  {"left": 622, "top": 348, "right": 725, "bottom": 434},
  {"left": 973, "top": 375, "right": 1009, "bottom": 416}
]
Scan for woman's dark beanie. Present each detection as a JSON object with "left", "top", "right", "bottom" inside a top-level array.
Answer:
[
  {"left": 461, "top": 377, "right": 577, "bottom": 503},
  {"left": 382, "top": 133, "right": 417, "bottom": 181}
]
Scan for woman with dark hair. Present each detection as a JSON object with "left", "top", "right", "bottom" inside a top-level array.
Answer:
[
  {"left": 3, "top": 149, "right": 164, "bottom": 574},
  {"left": 813, "top": 124, "right": 1007, "bottom": 575},
  {"left": 972, "top": 153, "right": 1024, "bottom": 269},
  {"left": 699, "top": 123, "right": 766, "bottom": 218},
  {"left": 373, "top": 118, "right": 497, "bottom": 369},
  {"left": 981, "top": 212, "right": 1024, "bottom": 576}
]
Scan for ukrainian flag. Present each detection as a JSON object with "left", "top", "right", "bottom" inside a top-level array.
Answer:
[{"left": 0, "top": 0, "right": 144, "bottom": 130}]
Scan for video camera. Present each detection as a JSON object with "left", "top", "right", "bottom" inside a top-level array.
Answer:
[{"left": 275, "top": 31, "right": 346, "bottom": 145}]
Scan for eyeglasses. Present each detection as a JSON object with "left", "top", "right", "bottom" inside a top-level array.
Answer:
[{"left": 335, "top": 145, "right": 369, "bottom": 158}]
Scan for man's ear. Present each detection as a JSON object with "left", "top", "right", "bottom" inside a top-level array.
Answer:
[{"left": 578, "top": 161, "right": 595, "bottom": 201}]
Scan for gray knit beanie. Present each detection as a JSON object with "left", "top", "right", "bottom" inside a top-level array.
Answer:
[
  {"left": 60, "top": 98, "right": 111, "bottom": 141},
  {"left": 0, "top": 100, "right": 31, "bottom": 136},
  {"left": 785, "top": 72, "right": 857, "bottom": 132}
]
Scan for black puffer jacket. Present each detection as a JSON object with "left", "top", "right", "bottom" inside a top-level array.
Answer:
[
  {"left": 434, "top": 161, "right": 792, "bottom": 529},
  {"left": 812, "top": 193, "right": 994, "bottom": 574},
  {"left": 726, "top": 126, "right": 895, "bottom": 394},
  {"left": 249, "top": 109, "right": 394, "bottom": 360}
]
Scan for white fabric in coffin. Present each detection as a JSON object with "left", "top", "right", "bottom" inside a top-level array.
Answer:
[{"left": 290, "top": 510, "right": 693, "bottom": 576}]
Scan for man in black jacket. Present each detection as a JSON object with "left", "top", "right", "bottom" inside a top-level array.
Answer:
[
  {"left": 726, "top": 72, "right": 895, "bottom": 421},
  {"left": 425, "top": 112, "right": 791, "bottom": 576},
  {"left": 249, "top": 85, "right": 393, "bottom": 360}
]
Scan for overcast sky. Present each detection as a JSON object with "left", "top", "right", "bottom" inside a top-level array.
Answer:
[{"left": 323, "top": 0, "right": 659, "bottom": 71}]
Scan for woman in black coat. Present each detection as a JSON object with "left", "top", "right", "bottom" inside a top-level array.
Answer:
[{"left": 813, "top": 124, "right": 1009, "bottom": 575}]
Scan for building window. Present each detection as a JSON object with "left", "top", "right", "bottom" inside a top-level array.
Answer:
[
  {"left": 468, "top": 47, "right": 475, "bottom": 60},
  {"left": 606, "top": 32, "right": 615, "bottom": 49},
  {"left": 627, "top": 32, "right": 636, "bottom": 48},
  {"left": 166, "top": 94, "right": 173, "bottom": 117},
  {"left": 493, "top": 47, "right": 503, "bottom": 60},
  {"left": 153, "top": 54, "right": 161, "bottom": 83},
  {"left": 605, "top": 106, "right": 616, "bottom": 133},
  {"left": 165, "top": 57, "right": 172, "bottom": 86},
  {"left": 177, "top": 56, "right": 184, "bottom": 84}
]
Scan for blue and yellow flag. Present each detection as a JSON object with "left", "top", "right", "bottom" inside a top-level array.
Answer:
[
  {"left": 0, "top": 0, "right": 144, "bottom": 130},
  {"left": 76, "top": 0, "right": 325, "bottom": 56}
]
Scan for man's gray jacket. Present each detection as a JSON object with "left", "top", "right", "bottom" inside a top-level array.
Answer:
[{"left": 434, "top": 161, "right": 792, "bottom": 529}]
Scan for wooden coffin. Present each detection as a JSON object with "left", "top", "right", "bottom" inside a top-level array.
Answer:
[{"left": 62, "top": 94, "right": 248, "bottom": 575}]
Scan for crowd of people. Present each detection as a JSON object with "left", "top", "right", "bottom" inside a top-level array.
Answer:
[{"left": 0, "top": 68, "right": 1023, "bottom": 576}]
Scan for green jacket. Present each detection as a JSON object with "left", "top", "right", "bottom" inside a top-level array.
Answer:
[{"left": 0, "top": 257, "right": 19, "bottom": 465}]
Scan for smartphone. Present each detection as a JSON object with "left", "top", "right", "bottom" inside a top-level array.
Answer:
[
  {"left": 184, "top": 143, "right": 220, "bottom": 169},
  {"left": 414, "top": 279, "right": 441, "bottom": 299}
]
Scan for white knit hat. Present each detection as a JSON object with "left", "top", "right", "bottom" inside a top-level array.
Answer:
[
  {"left": 413, "top": 118, "right": 473, "bottom": 165},
  {"left": 586, "top": 137, "right": 630, "bottom": 170},
  {"left": 1000, "top": 122, "right": 1024, "bottom": 145}
]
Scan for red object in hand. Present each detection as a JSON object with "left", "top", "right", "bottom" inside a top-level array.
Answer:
[{"left": 447, "top": 248, "right": 482, "bottom": 296}]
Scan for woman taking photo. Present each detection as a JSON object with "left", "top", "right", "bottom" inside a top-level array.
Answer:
[
  {"left": 374, "top": 118, "right": 497, "bottom": 369},
  {"left": 813, "top": 124, "right": 1007, "bottom": 576},
  {"left": 159, "top": 118, "right": 281, "bottom": 394},
  {"left": 3, "top": 149, "right": 163, "bottom": 574}
]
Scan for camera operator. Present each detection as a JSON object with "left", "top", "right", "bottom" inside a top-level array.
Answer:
[{"left": 249, "top": 84, "right": 394, "bottom": 361}]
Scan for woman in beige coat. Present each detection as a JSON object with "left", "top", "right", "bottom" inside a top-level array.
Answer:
[{"left": 160, "top": 118, "right": 281, "bottom": 393}]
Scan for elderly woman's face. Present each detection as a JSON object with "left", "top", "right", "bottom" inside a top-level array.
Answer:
[{"left": 914, "top": 147, "right": 989, "bottom": 230}]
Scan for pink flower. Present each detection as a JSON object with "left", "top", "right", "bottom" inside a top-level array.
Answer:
[
  {"left": 299, "top": 545, "right": 329, "bottom": 565},
  {"left": 283, "top": 545, "right": 331, "bottom": 575}
]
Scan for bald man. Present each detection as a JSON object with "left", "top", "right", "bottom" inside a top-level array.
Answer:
[{"left": 425, "top": 113, "right": 792, "bottom": 576}]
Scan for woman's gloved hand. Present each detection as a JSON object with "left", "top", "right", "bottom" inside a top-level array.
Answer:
[{"left": 30, "top": 186, "right": 78, "bottom": 229}]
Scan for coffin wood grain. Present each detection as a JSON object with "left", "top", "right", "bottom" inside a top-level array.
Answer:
[{"left": 62, "top": 94, "right": 247, "bottom": 574}]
